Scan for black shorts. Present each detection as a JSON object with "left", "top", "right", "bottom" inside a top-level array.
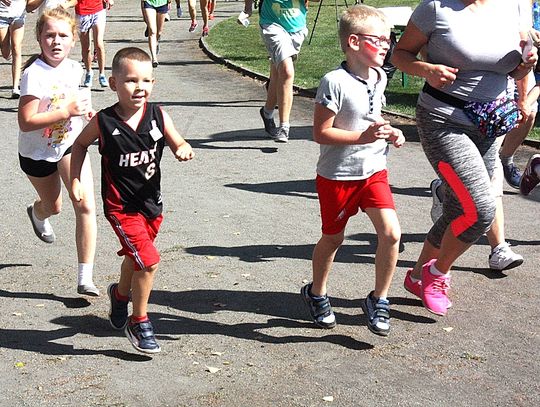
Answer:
[
  {"left": 19, "top": 146, "right": 72, "bottom": 177},
  {"left": 142, "top": 1, "right": 168, "bottom": 13}
]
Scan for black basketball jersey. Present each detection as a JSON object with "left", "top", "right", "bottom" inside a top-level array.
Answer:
[{"left": 97, "top": 103, "right": 166, "bottom": 218}]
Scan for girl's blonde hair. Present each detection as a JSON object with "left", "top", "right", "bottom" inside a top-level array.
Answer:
[
  {"left": 339, "top": 5, "right": 389, "bottom": 52},
  {"left": 23, "top": 7, "right": 77, "bottom": 71},
  {"left": 36, "top": 7, "right": 77, "bottom": 42}
]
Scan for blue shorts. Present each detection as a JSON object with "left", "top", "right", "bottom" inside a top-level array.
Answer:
[{"left": 0, "top": 14, "right": 25, "bottom": 29}]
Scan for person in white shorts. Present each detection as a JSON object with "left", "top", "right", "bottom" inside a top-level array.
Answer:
[{"left": 0, "top": 0, "right": 26, "bottom": 98}]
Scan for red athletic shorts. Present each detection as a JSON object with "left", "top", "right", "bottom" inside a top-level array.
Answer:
[
  {"left": 317, "top": 170, "right": 395, "bottom": 235},
  {"left": 106, "top": 212, "right": 163, "bottom": 271}
]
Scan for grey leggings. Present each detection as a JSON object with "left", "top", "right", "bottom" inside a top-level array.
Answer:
[{"left": 416, "top": 105, "right": 497, "bottom": 247}]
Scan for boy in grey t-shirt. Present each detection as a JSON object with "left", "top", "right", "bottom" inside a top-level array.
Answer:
[{"left": 301, "top": 5, "right": 404, "bottom": 337}]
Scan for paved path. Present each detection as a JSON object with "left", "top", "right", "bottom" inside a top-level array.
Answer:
[{"left": 0, "top": 2, "right": 539, "bottom": 406}]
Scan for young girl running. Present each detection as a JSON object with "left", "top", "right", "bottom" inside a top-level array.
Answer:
[
  {"left": 141, "top": 0, "right": 169, "bottom": 67},
  {"left": 18, "top": 7, "right": 99, "bottom": 296}
]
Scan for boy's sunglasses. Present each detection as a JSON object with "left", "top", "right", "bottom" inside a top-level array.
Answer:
[{"left": 355, "top": 33, "right": 392, "bottom": 47}]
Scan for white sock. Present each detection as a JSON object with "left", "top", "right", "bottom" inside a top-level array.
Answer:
[
  {"left": 78, "top": 263, "right": 94, "bottom": 286},
  {"left": 263, "top": 107, "right": 274, "bottom": 119},
  {"left": 31, "top": 205, "right": 47, "bottom": 227},
  {"left": 279, "top": 122, "right": 290, "bottom": 130},
  {"left": 429, "top": 262, "right": 446, "bottom": 277}
]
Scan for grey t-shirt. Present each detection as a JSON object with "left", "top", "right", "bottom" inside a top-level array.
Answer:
[
  {"left": 315, "top": 65, "right": 389, "bottom": 181},
  {"left": 412, "top": 0, "right": 528, "bottom": 124}
]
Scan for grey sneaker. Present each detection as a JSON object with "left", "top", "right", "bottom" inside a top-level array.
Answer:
[
  {"left": 488, "top": 242, "right": 524, "bottom": 271},
  {"left": 77, "top": 283, "right": 100, "bottom": 297},
  {"left": 259, "top": 107, "right": 277, "bottom": 138},
  {"left": 300, "top": 283, "right": 336, "bottom": 329},
  {"left": 26, "top": 204, "right": 55, "bottom": 243},
  {"left": 430, "top": 178, "right": 443, "bottom": 223},
  {"left": 99, "top": 74, "right": 108, "bottom": 88},
  {"left": 362, "top": 291, "right": 390, "bottom": 336},
  {"left": 274, "top": 126, "right": 289, "bottom": 143}
]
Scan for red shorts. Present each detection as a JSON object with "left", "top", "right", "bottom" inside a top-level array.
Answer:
[
  {"left": 317, "top": 170, "right": 395, "bottom": 235},
  {"left": 106, "top": 212, "right": 163, "bottom": 271}
]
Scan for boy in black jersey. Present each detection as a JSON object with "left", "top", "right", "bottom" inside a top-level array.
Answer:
[{"left": 70, "top": 47, "right": 194, "bottom": 354}]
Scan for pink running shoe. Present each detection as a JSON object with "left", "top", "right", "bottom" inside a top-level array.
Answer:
[
  {"left": 404, "top": 269, "right": 422, "bottom": 298},
  {"left": 421, "top": 259, "right": 451, "bottom": 316},
  {"left": 405, "top": 268, "right": 452, "bottom": 308},
  {"left": 188, "top": 21, "right": 198, "bottom": 32}
]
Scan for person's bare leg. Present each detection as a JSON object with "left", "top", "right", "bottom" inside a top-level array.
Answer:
[
  {"left": 265, "top": 63, "right": 278, "bottom": 113},
  {"left": 92, "top": 19, "right": 106, "bottom": 76},
  {"left": 311, "top": 231, "right": 344, "bottom": 296},
  {"left": 9, "top": 22, "right": 24, "bottom": 91},
  {"left": 365, "top": 208, "right": 401, "bottom": 298},
  {"left": 276, "top": 57, "right": 294, "bottom": 126},
  {"left": 143, "top": 8, "right": 158, "bottom": 62},
  {"left": 131, "top": 263, "right": 158, "bottom": 318},
  {"left": 79, "top": 30, "right": 92, "bottom": 73}
]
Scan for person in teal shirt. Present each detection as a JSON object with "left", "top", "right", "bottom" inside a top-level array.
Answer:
[{"left": 258, "top": 0, "right": 315, "bottom": 142}]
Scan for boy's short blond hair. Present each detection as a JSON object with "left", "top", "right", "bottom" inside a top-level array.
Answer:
[
  {"left": 339, "top": 5, "right": 389, "bottom": 52},
  {"left": 112, "top": 47, "right": 152, "bottom": 74}
]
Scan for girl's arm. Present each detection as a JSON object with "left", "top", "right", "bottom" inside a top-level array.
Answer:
[
  {"left": 18, "top": 93, "right": 90, "bottom": 133},
  {"left": 70, "top": 116, "right": 99, "bottom": 202},
  {"left": 391, "top": 21, "right": 458, "bottom": 89},
  {"left": 313, "top": 103, "right": 396, "bottom": 145},
  {"left": 162, "top": 109, "right": 194, "bottom": 161},
  {"left": 63, "top": 0, "right": 78, "bottom": 9}
]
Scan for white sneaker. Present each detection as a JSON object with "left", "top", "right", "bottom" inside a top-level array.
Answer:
[
  {"left": 237, "top": 10, "right": 251, "bottom": 27},
  {"left": 488, "top": 242, "right": 524, "bottom": 271},
  {"left": 430, "top": 178, "right": 443, "bottom": 223},
  {"left": 26, "top": 204, "right": 55, "bottom": 243}
]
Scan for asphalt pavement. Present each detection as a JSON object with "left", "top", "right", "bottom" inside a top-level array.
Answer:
[{"left": 0, "top": 2, "right": 539, "bottom": 406}]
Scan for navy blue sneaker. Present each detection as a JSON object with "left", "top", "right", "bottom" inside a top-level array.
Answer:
[
  {"left": 107, "top": 283, "right": 128, "bottom": 330},
  {"left": 362, "top": 291, "right": 390, "bottom": 337},
  {"left": 125, "top": 319, "right": 161, "bottom": 354},
  {"left": 502, "top": 162, "right": 522, "bottom": 189},
  {"left": 300, "top": 283, "right": 336, "bottom": 329}
]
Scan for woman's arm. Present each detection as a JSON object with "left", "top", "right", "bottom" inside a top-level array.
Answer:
[{"left": 391, "top": 21, "right": 458, "bottom": 89}]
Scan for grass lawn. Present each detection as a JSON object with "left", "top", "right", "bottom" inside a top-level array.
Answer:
[{"left": 206, "top": 0, "right": 540, "bottom": 140}]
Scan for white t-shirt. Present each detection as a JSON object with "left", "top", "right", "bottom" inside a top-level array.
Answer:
[
  {"left": 37, "top": 0, "right": 67, "bottom": 15},
  {"left": 315, "top": 64, "right": 389, "bottom": 181},
  {"left": 18, "top": 58, "right": 84, "bottom": 162}
]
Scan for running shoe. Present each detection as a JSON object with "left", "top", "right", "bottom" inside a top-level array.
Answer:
[
  {"left": 11, "top": 88, "right": 20, "bottom": 99},
  {"left": 202, "top": 26, "right": 209, "bottom": 37},
  {"left": 300, "top": 283, "right": 336, "bottom": 329},
  {"left": 83, "top": 71, "right": 93, "bottom": 87},
  {"left": 502, "top": 162, "right": 522, "bottom": 189},
  {"left": 237, "top": 10, "right": 251, "bottom": 27},
  {"left": 99, "top": 74, "right": 108, "bottom": 88},
  {"left": 274, "top": 126, "right": 289, "bottom": 143},
  {"left": 430, "top": 178, "right": 443, "bottom": 223},
  {"left": 520, "top": 154, "right": 540, "bottom": 196},
  {"left": 421, "top": 259, "right": 450, "bottom": 316},
  {"left": 188, "top": 21, "right": 198, "bottom": 32},
  {"left": 125, "top": 318, "right": 161, "bottom": 354},
  {"left": 361, "top": 291, "right": 390, "bottom": 336},
  {"left": 107, "top": 283, "right": 129, "bottom": 330},
  {"left": 259, "top": 107, "right": 277, "bottom": 138},
  {"left": 488, "top": 242, "right": 524, "bottom": 271},
  {"left": 177, "top": 5, "right": 183, "bottom": 18},
  {"left": 77, "top": 283, "right": 100, "bottom": 297},
  {"left": 26, "top": 204, "right": 55, "bottom": 243},
  {"left": 404, "top": 268, "right": 452, "bottom": 308}
]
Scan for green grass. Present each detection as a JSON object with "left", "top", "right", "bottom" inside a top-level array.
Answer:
[{"left": 206, "top": 0, "right": 540, "bottom": 140}]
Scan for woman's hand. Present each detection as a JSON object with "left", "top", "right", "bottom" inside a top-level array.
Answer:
[{"left": 426, "top": 64, "right": 459, "bottom": 89}]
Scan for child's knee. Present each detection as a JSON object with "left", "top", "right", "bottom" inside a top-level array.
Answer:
[{"left": 380, "top": 227, "right": 401, "bottom": 247}]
